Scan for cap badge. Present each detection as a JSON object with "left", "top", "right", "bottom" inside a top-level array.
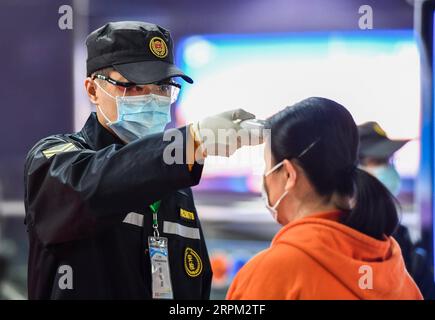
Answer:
[
  {"left": 373, "top": 124, "right": 387, "bottom": 137},
  {"left": 149, "top": 37, "right": 168, "bottom": 58}
]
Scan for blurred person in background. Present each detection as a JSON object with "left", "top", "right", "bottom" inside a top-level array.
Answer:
[
  {"left": 0, "top": 207, "right": 6, "bottom": 299},
  {"left": 358, "top": 121, "right": 435, "bottom": 299},
  {"left": 24, "top": 21, "right": 259, "bottom": 299},
  {"left": 227, "top": 97, "right": 422, "bottom": 300}
]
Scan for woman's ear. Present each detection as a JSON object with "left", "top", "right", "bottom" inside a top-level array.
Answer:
[
  {"left": 85, "top": 77, "right": 98, "bottom": 104},
  {"left": 283, "top": 159, "right": 298, "bottom": 190}
]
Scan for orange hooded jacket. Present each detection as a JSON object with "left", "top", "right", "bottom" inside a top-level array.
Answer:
[{"left": 226, "top": 211, "right": 423, "bottom": 300}]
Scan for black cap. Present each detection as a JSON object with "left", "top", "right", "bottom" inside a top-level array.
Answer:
[
  {"left": 86, "top": 21, "right": 193, "bottom": 84},
  {"left": 358, "top": 121, "right": 410, "bottom": 159}
]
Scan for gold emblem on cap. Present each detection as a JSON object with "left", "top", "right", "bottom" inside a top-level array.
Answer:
[
  {"left": 373, "top": 123, "right": 387, "bottom": 137},
  {"left": 149, "top": 37, "right": 168, "bottom": 58}
]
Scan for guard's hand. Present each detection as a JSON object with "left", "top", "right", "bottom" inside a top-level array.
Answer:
[{"left": 192, "top": 108, "right": 263, "bottom": 157}]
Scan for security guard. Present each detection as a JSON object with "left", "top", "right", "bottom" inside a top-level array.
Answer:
[
  {"left": 358, "top": 121, "right": 435, "bottom": 299},
  {"left": 24, "top": 21, "right": 257, "bottom": 299}
]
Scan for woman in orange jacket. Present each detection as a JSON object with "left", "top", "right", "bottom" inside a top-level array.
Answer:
[{"left": 226, "top": 97, "right": 423, "bottom": 300}]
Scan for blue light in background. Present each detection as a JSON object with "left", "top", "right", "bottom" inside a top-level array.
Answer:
[
  {"left": 175, "top": 30, "right": 419, "bottom": 194},
  {"left": 432, "top": 10, "right": 435, "bottom": 280},
  {"left": 176, "top": 30, "right": 414, "bottom": 90}
]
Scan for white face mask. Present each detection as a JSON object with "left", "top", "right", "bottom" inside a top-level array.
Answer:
[
  {"left": 262, "top": 161, "right": 288, "bottom": 222},
  {"left": 261, "top": 139, "right": 320, "bottom": 223}
]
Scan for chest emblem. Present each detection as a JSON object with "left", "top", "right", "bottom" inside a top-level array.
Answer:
[{"left": 184, "top": 247, "right": 203, "bottom": 277}]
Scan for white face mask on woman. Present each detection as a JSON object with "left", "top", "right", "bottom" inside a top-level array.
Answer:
[
  {"left": 262, "top": 139, "right": 320, "bottom": 223},
  {"left": 262, "top": 161, "right": 288, "bottom": 222}
]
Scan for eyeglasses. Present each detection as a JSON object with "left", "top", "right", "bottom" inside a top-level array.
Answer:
[{"left": 92, "top": 74, "right": 181, "bottom": 103}]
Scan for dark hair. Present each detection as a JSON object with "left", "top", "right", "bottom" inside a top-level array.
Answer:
[{"left": 266, "top": 97, "right": 398, "bottom": 240}]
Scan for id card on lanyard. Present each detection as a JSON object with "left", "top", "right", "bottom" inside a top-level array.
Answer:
[{"left": 148, "top": 200, "right": 174, "bottom": 299}]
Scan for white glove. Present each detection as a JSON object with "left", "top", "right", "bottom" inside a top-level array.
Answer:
[{"left": 192, "top": 108, "right": 262, "bottom": 157}]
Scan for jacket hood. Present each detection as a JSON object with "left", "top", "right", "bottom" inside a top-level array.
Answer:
[{"left": 271, "top": 211, "right": 422, "bottom": 299}]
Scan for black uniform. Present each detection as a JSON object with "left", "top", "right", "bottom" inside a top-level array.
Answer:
[{"left": 24, "top": 113, "right": 212, "bottom": 299}]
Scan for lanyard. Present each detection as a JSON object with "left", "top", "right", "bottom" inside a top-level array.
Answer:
[
  {"left": 147, "top": 200, "right": 173, "bottom": 299},
  {"left": 149, "top": 200, "right": 161, "bottom": 238}
]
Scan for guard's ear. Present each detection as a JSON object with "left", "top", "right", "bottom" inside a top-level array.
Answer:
[
  {"left": 84, "top": 77, "right": 98, "bottom": 104},
  {"left": 283, "top": 159, "right": 298, "bottom": 191}
]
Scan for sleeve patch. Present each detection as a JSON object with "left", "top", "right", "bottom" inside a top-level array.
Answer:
[{"left": 42, "top": 143, "right": 79, "bottom": 159}]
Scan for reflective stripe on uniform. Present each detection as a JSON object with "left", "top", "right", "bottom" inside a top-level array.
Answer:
[
  {"left": 123, "top": 212, "right": 144, "bottom": 227},
  {"left": 163, "top": 221, "right": 201, "bottom": 240},
  {"left": 122, "top": 214, "right": 201, "bottom": 240},
  {"left": 42, "top": 143, "right": 79, "bottom": 159}
]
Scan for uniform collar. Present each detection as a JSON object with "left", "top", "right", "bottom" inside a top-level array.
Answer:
[{"left": 80, "top": 112, "right": 124, "bottom": 150}]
